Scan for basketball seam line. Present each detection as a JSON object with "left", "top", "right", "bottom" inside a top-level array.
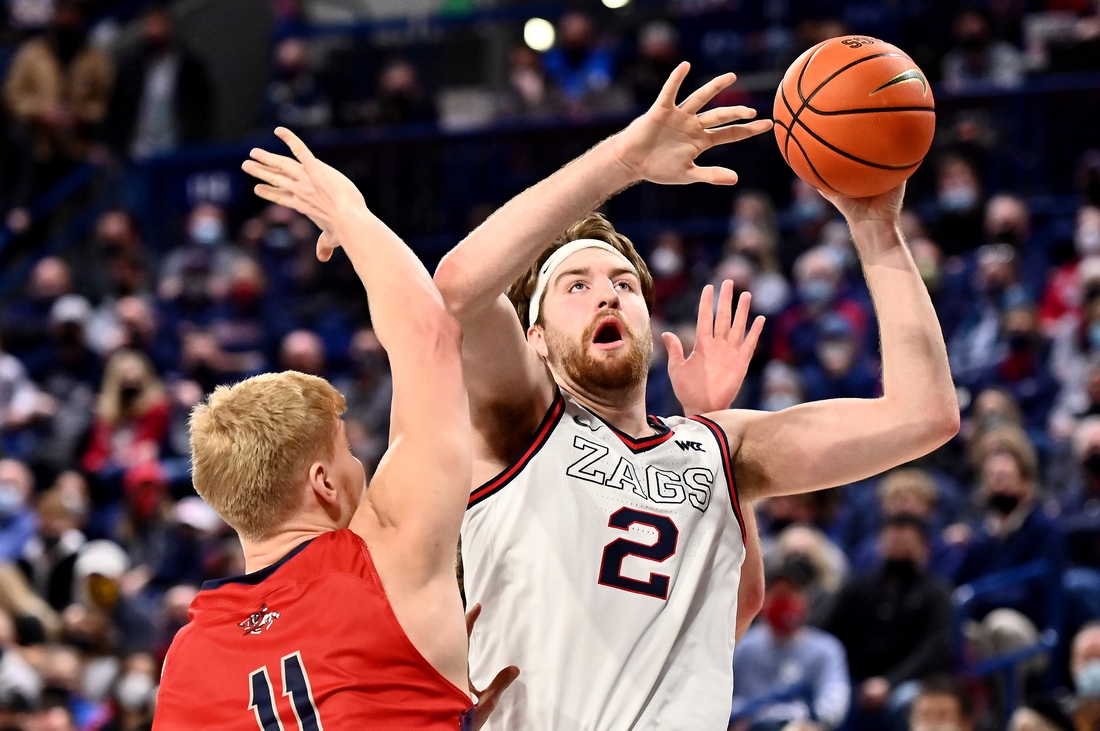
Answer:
[
  {"left": 773, "top": 115, "right": 844, "bottom": 196},
  {"left": 790, "top": 51, "right": 904, "bottom": 143}
]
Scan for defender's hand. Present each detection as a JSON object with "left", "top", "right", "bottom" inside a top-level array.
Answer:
[
  {"left": 466, "top": 603, "right": 519, "bottom": 730},
  {"left": 821, "top": 183, "right": 906, "bottom": 227},
  {"left": 664, "top": 280, "right": 764, "bottom": 415},
  {"left": 610, "top": 63, "right": 773, "bottom": 187},
  {"left": 242, "top": 127, "right": 366, "bottom": 260}
]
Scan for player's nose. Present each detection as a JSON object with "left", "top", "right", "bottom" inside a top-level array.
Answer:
[{"left": 596, "top": 278, "right": 621, "bottom": 310}]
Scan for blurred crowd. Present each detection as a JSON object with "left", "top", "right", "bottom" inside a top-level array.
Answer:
[{"left": 0, "top": 1, "right": 1098, "bottom": 731}]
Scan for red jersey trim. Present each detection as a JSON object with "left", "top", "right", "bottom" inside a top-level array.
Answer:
[
  {"left": 468, "top": 391, "right": 566, "bottom": 509},
  {"left": 577, "top": 403, "right": 674, "bottom": 453},
  {"left": 689, "top": 416, "right": 747, "bottom": 546}
]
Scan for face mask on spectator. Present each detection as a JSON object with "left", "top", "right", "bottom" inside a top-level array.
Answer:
[
  {"left": 1077, "top": 659, "right": 1100, "bottom": 698},
  {"left": 265, "top": 225, "right": 294, "bottom": 250},
  {"left": 119, "top": 383, "right": 142, "bottom": 404},
  {"left": 189, "top": 218, "right": 225, "bottom": 247},
  {"left": 799, "top": 279, "right": 835, "bottom": 307},
  {"left": 987, "top": 492, "right": 1021, "bottom": 516},
  {"left": 116, "top": 672, "right": 155, "bottom": 711},
  {"left": 883, "top": 558, "right": 919, "bottom": 582},
  {"left": 1006, "top": 330, "right": 1033, "bottom": 353},
  {"left": 939, "top": 185, "right": 979, "bottom": 213},
  {"left": 763, "top": 591, "right": 807, "bottom": 636},
  {"left": 1077, "top": 222, "right": 1100, "bottom": 257},
  {"left": 0, "top": 481, "right": 25, "bottom": 520},
  {"left": 762, "top": 393, "right": 800, "bottom": 412},
  {"left": 793, "top": 197, "right": 826, "bottom": 223}
]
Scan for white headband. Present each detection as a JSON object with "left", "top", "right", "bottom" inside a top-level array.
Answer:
[{"left": 528, "top": 239, "right": 637, "bottom": 328}]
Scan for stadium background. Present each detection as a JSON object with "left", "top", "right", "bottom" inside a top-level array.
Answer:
[{"left": 0, "top": 0, "right": 1098, "bottom": 729}]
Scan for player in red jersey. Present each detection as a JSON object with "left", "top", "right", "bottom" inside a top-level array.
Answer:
[{"left": 154, "top": 128, "right": 516, "bottom": 730}]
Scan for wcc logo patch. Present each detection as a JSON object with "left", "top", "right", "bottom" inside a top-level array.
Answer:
[
  {"left": 239, "top": 604, "right": 280, "bottom": 635},
  {"left": 676, "top": 440, "right": 705, "bottom": 453}
]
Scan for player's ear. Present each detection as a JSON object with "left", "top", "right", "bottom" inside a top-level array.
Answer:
[
  {"left": 527, "top": 325, "right": 548, "bottom": 358},
  {"left": 307, "top": 461, "right": 340, "bottom": 508}
]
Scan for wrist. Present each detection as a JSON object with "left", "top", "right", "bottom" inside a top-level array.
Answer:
[{"left": 602, "top": 133, "right": 646, "bottom": 189}]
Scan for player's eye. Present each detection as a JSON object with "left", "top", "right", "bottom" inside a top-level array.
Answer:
[
  {"left": 615, "top": 281, "right": 633, "bottom": 291},
  {"left": 569, "top": 282, "right": 586, "bottom": 292}
]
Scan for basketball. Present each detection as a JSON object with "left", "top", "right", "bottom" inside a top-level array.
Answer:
[{"left": 773, "top": 36, "right": 936, "bottom": 199}]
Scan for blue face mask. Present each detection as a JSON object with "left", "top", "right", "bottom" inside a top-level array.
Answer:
[
  {"left": 0, "top": 481, "right": 25, "bottom": 520},
  {"left": 1077, "top": 659, "right": 1100, "bottom": 698},
  {"left": 799, "top": 279, "right": 835, "bottom": 306},
  {"left": 939, "top": 185, "right": 979, "bottom": 213},
  {"left": 189, "top": 217, "right": 224, "bottom": 246}
]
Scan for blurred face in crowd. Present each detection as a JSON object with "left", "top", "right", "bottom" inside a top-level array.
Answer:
[
  {"left": 761, "top": 361, "right": 803, "bottom": 413},
  {"left": 142, "top": 10, "right": 174, "bottom": 52},
  {"left": 280, "top": 330, "right": 326, "bottom": 376},
  {"left": 761, "top": 578, "right": 807, "bottom": 639},
  {"left": 972, "top": 389, "right": 1020, "bottom": 430},
  {"left": 275, "top": 37, "right": 309, "bottom": 78},
  {"left": 559, "top": 12, "right": 593, "bottom": 52},
  {"left": 649, "top": 232, "right": 685, "bottom": 280},
  {"left": 938, "top": 157, "right": 981, "bottom": 213},
  {"left": 1002, "top": 307, "right": 1040, "bottom": 356},
  {"left": 1077, "top": 206, "right": 1100, "bottom": 257},
  {"left": 910, "top": 691, "right": 971, "bottom": 731},
  {"left": 985, "top": 196, "right": 1030, "bottom": 248},
  {"left": 795, "top": 248, "right": 841, "bottom": 311},
  {"left": 816, "top": 329, "right": 858, "bottom": 378},
  {"left": 981, "top": 451, "right": 1033, "bottom": 515},
  {"left": 187, "top": 204, "right": 227, "bottom": 247},
  {"left": 95, "top": 211, "right": 139, "bottom": 255},
  {"left": 975, "top": 243, "right": 1016, "bottom": 296},
  {"left": 0, "top": 460, "right": 32, "bottom": 521},
  {"left": 349, "top": 328, "right": 387, "bottom": 381},
  {"left": 380, "top": 61, "right": 419, "bottom": 98},
  {"left": 28, "top": 707, "right": 76, "bottom": 731},
  {"left": 639, "top": 22, "right": 678, "bottom": 62},
  {"left": 531, "top": 248, "right": 652, "bottom": 398},
  {"left": 30, "top": 258, "right": 72, "bottom": 302},
  {"left": 910, "top": 238, "right": 943, "bottom": 292},
  {"left": 954, "top": 10, "right": 992, "bottom": 54},
  {"left": 879, "top": 523, "right": 930, "bottom": 575},
  {"left": 1073, "top": 625, "right": 1100, "bottom": 699}
]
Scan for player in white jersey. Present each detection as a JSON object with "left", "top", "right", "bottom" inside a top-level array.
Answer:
[{"left": 435, "top": 64, "right": 959, "bottom": 731}]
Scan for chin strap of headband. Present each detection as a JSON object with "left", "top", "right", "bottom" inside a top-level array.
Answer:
[{"left": 528, "top": 239, "right": 636, "bottom": 328}]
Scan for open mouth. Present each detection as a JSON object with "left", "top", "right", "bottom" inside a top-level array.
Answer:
[{"left": 591, "top": 317, "right": 625, "bottom": 349}]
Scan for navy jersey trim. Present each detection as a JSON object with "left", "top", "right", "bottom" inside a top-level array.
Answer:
[
  {"left": 576, "top": 403, "right": 674, "bottom": 453},
  {"left": 200, "top": 538, "right": 315, "bottom": 591},
  {"left": 689, "top": 416, "right": 747, "bottom": 545},
  {"left": 468, "top": 391, "right": 566, "bottom": 509}
]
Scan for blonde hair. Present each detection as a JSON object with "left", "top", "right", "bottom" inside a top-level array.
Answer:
[
  {"left": 189, "top": 371, "right": 346, "bottom": 542},
  {"left": 506, "top": 212, "right": 655, "bottom": 328},
  {"left": 878, "top": 468, "right": 939, "bottom": 508},
  {"left": 97, "top": 350, "right": 165, "bottom": 425}
]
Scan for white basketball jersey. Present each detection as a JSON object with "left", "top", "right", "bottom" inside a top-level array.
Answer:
[{"left": 462, "top": 391, "right": 746, "bottom": 731}]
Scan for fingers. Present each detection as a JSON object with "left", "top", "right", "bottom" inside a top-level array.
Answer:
[
  {"left": 248, "top": 147, "right": 302, "bottom": 178},
  {"left": 695, "top": 283, "right": 715, "bottom": 341},
  {"left": 744, "top": 315, "right": 765, "bottom": 356},
  {"left": 253, "top": 183, "right": 290, "bottom": 206},
  {"left": 465, "top": 603, "right": 482, "bottom": 638},
  {"left": 696, "top": 105, "right": 757, "bottom": 130},
  {"left": 316, "top": 231, "right": 338, "bottom": 263},
  {"left": 662, "top": 332, "right": 685, "bottom": 368},
  {"left": 654, "top": 62, "right": 691, "bottom": 108},
  {"left": 705, "top": 118, "right": 775, "bottom": 148},
  {"left": 275, "top": 126, "right": 316, "bottom": 163},
  {"left": 242, "top": 159, "right": 296, "bottom": 190},
  {"left": 679, "top": 72, "right": 737, "bottom": 115},
  {"left": 715, "top": 280, "right": 734, "bottom": 339},
  {"left": 472, "top": 667, "right": 520, "bottom": 731},
  {"left": 687, "top": 165, "right": 739, "bottom": 186},
  {"left": 731, "top": 289, "right": 751, "bottom": 343}
]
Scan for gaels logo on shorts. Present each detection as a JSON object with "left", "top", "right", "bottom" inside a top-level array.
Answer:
[{"left": 239, "top": 604, "right": 281, "bottom": 635}]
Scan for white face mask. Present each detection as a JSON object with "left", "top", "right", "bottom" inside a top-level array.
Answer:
[
  {"left": 1078, "top": 222, "right": 1100, "bottom": 257},
  {"left": 911, "top": 724, "right": 962, "bottom": 731},
  {"left": 116, "top": 672, "right": 155, "bottom": 711}
]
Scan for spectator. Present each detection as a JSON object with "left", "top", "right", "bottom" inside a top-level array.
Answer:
[
  {"left": 0, "top": 607, "right": 40, "bottom": 711},
  {"left": 38, "top": 645, "right": 98, "bottom": 727},
  {"left": 647, "top": 230, "right": 694, "bottom": 321},
  {"left": 105, "top": 3, "right": 211, "bottom": 161},
  {"left": 772, "top": 525, "right": 848, "bottom": 623},
  {"left": 24, "top": 294, "right": 102, "bottom": 392},
  {"left": 1040, "top": 206, "right": 1100, "bottom": 334},
  {"left": 954, "top": 429, "right": 1066, "bottom": 663},
  {"left": 731, "top": 560, "right": 851, "bottom": 730},
  {"left": 821, "top": 515, "right": 955, "bottom": 728},
  {"left": 908, "top": 676, "right": 975, "bottom": 731},
  {"left": 18, "top": 481, "right": 87, "bottom": 612},
  {"left": 1050, "top": 259, "right": 1100, "bottom": 429},
  {"left": 0, "top": 459, "right": 35, "bottom": 563},
  {"left": 364, "top": 59, "right": 434, "bottom": 127},
  {"left": 158, "top": 202, "right": 243, "bottom": 302},
  {"left": 543, "top": 12, "right": 622, "bottom": 114},
  {"left": 70, "top": 540, "right": 155, "bottom": 656},
  {"left": 726, "top": 222, "right": 790, "bottom": 317},
  {"left": 984, "top": 194, "right": 1045, "bottom": 300},
  {"left": 261, "top": 36, "right": 331, "bottom": 130},
  {"left": 1070, "top": 623, "right": 1100, "bottom": 731},
  {"left": 1, "top": 256, "right": 72, "bottom": 360},
  {"left": 501, "top": 45, "right": 559, "bottom": 120},
  {"left": 1, "top": 0, "right": 113, "bottom": 197},
  {"left": 343, "top": 328, "right": 391, "bottom": 470},
  {"left": 279, "top": 329, "right": 325, "bottom": 377},
  {"left": 760, "top": 360, "right": 804, "bottom": 413},
  {"left": 99, "top": 652, "right": 156, "bottom": 730},
  {"left": 27, "top": 705, "right": 76, "bottom": 731},
  {"left": 79, "top": 210, "right": 151, "bottom": 307},
  {"left": 942, "top": 8, "right": 1025, "bottom": 91},
  {"left": 0, "top": 336, "right": 55, "bottom": 454},
  {"left": 933, "top": 155, "right": 985, "bottom": 256},
  {"left": 208, "top": 258, "right": 279, "bottom": 378},
  {"left": 626, "top": 21, "right": 682, "bottom": 107},
  {"left": 799, "top": 314, "right": 880, "bottom": 402},
  {"left": 81, "top": 350, "right": 169, "bottom": 478},
  {"left": 154, "top": 583, "right": 196, "bottom": 662},
  {"left": 1008, "top": 701, "right": 1076, "bottom": 731},
  {"left": 773, "top": 246, "right": 869, "bottom": 367}
]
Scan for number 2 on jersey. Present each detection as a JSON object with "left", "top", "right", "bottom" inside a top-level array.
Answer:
[
  {"left": 598, "top": 507, "right": 679, "bottom": 599},
  {"left": 249, "top": 651, "right": 323, "bottom": 731}
]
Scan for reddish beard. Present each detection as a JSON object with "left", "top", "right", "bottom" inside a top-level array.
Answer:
[{"left": 544, "top": 311, "right": 652, "bottom": 394}]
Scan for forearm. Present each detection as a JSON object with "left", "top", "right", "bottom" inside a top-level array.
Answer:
[
  {"left": 735, "top": 501, "right": 763, "bottom": 640},
  {"left": 855, "top": 220, "right": 958, "bottom": 430},
  {"left": 435, "top": 138, "right": 637, "bottom": 317},
  {"left": 333, "top": 207, "right": 452, "bottom": 354}
]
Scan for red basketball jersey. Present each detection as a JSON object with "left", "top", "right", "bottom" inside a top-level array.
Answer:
[{"left": 154, "top": 529, "right": 473, "bottom": 730}]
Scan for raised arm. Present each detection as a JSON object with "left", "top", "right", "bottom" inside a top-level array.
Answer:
[
  {"left": 711, "top": 185, "right": 960, "bottom": 500},
  {"left": 432, "top": 65, "right": 772, "bottom": 453},
  {"left": 242, "top": 129, "right": 469, "bottom": 577}
]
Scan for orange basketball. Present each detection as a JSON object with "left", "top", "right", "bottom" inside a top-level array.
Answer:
[{"left": 772, "top": 35, "right": 936, "bottom": 199}]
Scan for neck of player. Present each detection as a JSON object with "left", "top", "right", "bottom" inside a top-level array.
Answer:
[
  {"left": 240, "top": 523, "right": 334, "bottom": 574},
  {"left": 555, "top": 372, "right": 655, "bottom": 438}
]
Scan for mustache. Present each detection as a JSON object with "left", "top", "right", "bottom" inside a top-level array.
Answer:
[{"left": 582, "top": 309, "right": 635, "bottom": 342}]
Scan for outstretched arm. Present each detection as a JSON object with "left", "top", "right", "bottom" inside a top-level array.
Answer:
[
  {"left": 433, "top": 65, "right": 773, "bottom": 459},
  {"left": 710, "top": 185, "right": 959, "bottom": 500},
  {"left": 242, "top": 129, "right": 469, "bottom": 578}
]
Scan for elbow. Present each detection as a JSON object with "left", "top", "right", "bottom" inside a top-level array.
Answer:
[
  {"left": 433, "top": 257, "right": 475, "bottom": 319},
  {"left": 918, "top": 395, "right": 961, "bottom": 450}
]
